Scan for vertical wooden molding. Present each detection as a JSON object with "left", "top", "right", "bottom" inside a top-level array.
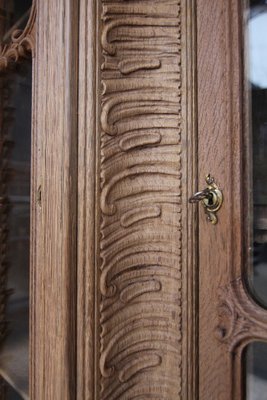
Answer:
[
  {"left": 182, "top": 1, "right": 198, "bottom": 398},
  {"left": 78, "top": 1, "right": 198, "bottom": 399},
  {"left": 197, "top": 0, "right": 247, "bottom": 399},
  {"left": 77, "top": 0, "right": 97, "bottom": 399},
  {"left": 31, "top": 1, "right": 78, "bottom": 399}
]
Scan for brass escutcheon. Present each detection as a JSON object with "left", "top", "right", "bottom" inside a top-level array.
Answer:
[{"left": 189, "top": 174, "right": 223, "bottom": 225}]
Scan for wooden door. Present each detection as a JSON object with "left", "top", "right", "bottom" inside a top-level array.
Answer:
[
  {"left": 2, "top": 1, "right": 267, "bottom": 399},
  {"left": 197, "top": 1, "right": 267, "bottom": 399},
  {"left": 0, "top": 1, "right": 197, "bottom": 398}
]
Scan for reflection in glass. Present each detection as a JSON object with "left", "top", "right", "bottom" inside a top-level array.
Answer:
[
  {"left": 0, "top": 1, "right": 32, "bottom": 398},
  {"left": 0, "top": 0, "right": 32, "bottom": 44},
  {"left": 246, "top": 342, "right": 267, "bottom": 400},
  {"left": 247, "top": 0, "right": 267, "bottom": 307},
  {"left": 3, "top": 381, "right": 24, "bottom": 399},
  {"left": 245, "top": 1, "right": 267, "bottom": 399},
  {"left": 0, "top": 61, "right": 31, "bottom": 399}
]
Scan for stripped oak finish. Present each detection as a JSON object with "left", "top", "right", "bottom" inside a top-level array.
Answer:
[
  {"left": 77, "top": 0, "right": 197, "bottom": 399},
  {"left": 198, "top": 1, "right": 267, "bottom": 399}
]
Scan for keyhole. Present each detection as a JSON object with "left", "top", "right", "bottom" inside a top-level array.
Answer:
[{"left": 207, "top": 193, "right": 214, "bottom": 207}]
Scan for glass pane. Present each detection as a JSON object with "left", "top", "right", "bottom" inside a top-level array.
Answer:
[
  {"left": 245, "top": 2, "right": 267, "bottom": 398},
  {"left": 246, "top": 342, "right": 267, "bottom": 400},
  {"left": 246, "top": 0, "right": 267, "bottom": 307},
  {"left": 0, "top": 379, "right": 25, "bottom": 399},
  {"left": 0, "top": 58, "right": 32, "bottom": 399}
]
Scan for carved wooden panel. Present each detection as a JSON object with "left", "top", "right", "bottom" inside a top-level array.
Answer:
[
  {"left": 0, "top": 0, "right": 197, "bottom": 398},
  {"left": 98, "top": 1, "right": 183, "bottom": 399},
  {"left": 78, "top": 1, "right": 196, "bottom": 399}
]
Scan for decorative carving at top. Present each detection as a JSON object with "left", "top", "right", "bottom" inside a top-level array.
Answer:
[
  {"left": 215, "top": 281, "right": 250, "bottom": 350},
  {"left": 0, "top": 1, "right": 36, "bottom": 71},
  {"left": 216, "top": 278, "right": 267, "bottom": 352},
  {"left": 99, "top": 1, "right": 183, "bottom": 399}
]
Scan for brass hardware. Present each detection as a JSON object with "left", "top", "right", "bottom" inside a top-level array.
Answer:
[{"left": 189, "top": 174, "right": 223, "bottom": 224}]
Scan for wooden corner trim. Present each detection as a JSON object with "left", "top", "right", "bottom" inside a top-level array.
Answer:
[{"left": 216, "top": 277, "right": 267, "bottom": 352}]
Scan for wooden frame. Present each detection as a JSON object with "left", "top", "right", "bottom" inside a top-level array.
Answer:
[
  {"left": 31, "top": 1, "right": 78, "bottom": 399},
  {"left": 5, "top": 0, "right": 267, "bottom": 399},
  {"left": 0, "top": 1, "right": 198, "bottom": 398},
  {"left": 197, "top": 1, "right": 267, "bottom": 399},
  {"left": 0, "top": 1, "right": 79, "bottom": 398},
  {"left": 32, "top": 1, "right": 267, "bottom": 398}
]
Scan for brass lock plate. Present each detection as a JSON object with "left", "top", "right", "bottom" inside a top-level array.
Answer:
[{"left": 189, "top": 175, "right": 223, "bottom": 224}]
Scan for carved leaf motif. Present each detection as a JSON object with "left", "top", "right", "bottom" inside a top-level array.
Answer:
[
  {"left": 216, "top": 285, "right": 250, "bottom": 344},
  {"left": 99, "top": 0, "right": 182, "bottom": 398},
  {"left": 215, "top": 279, "right": 267, "bottom": 352}
]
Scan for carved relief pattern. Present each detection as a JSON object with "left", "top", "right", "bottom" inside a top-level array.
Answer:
[
  {"left": 215, "top": 280, "right": 251, "bottom": 351},
  {"left": 216, "top": 278, "right": 267, "bottom": 351},
  {"left": 99, "top": 1, "right": 183, "bottom": 398}
]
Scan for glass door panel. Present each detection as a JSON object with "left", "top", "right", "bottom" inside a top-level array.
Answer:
[
  {"left": 246, "top": 342, "right": 267, "bottom": 400},
  {"left": 0, "top": 1, "right": 32, "bottom": 398},
  {"left": 0, "top": 61, "right": 31, "bottom": 399},
  {"left": 245, "top": 0, "right": 267, "bottom": 398},
  {"left": 246, "top": 0, "right": 267, "bottom": 307}
]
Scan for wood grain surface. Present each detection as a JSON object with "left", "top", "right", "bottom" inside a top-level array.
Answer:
[
  {"left": 7, "top": 1, "right": 267, "bottom": 398},
  {"left": 99, "top": 1, "right": 183, "bottom": 397},
  {"left": 77, "top": 0, "right": 97, "bottom": 399},
  {"left": 197, "top": 1, "right": 267, "bottom": 399},
  {"left": 29, "top": 1, "right": 267, "bottom": 398},
  {"left": 197, "top": 0, "right": 243, "bottom": 398},
  {"left": 30, "top": 1, "right": 79, "bottom": 399}
]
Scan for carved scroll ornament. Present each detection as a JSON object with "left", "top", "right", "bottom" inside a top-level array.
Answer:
[
  {"left": 99, "top": 1, "right": 183, "bottom": 399},
  {"left": 216, "top": 278, "right": 267, "bottom": 352},
  {"left": 0, "top": 1, "right": 36, "bottom": 71}
]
